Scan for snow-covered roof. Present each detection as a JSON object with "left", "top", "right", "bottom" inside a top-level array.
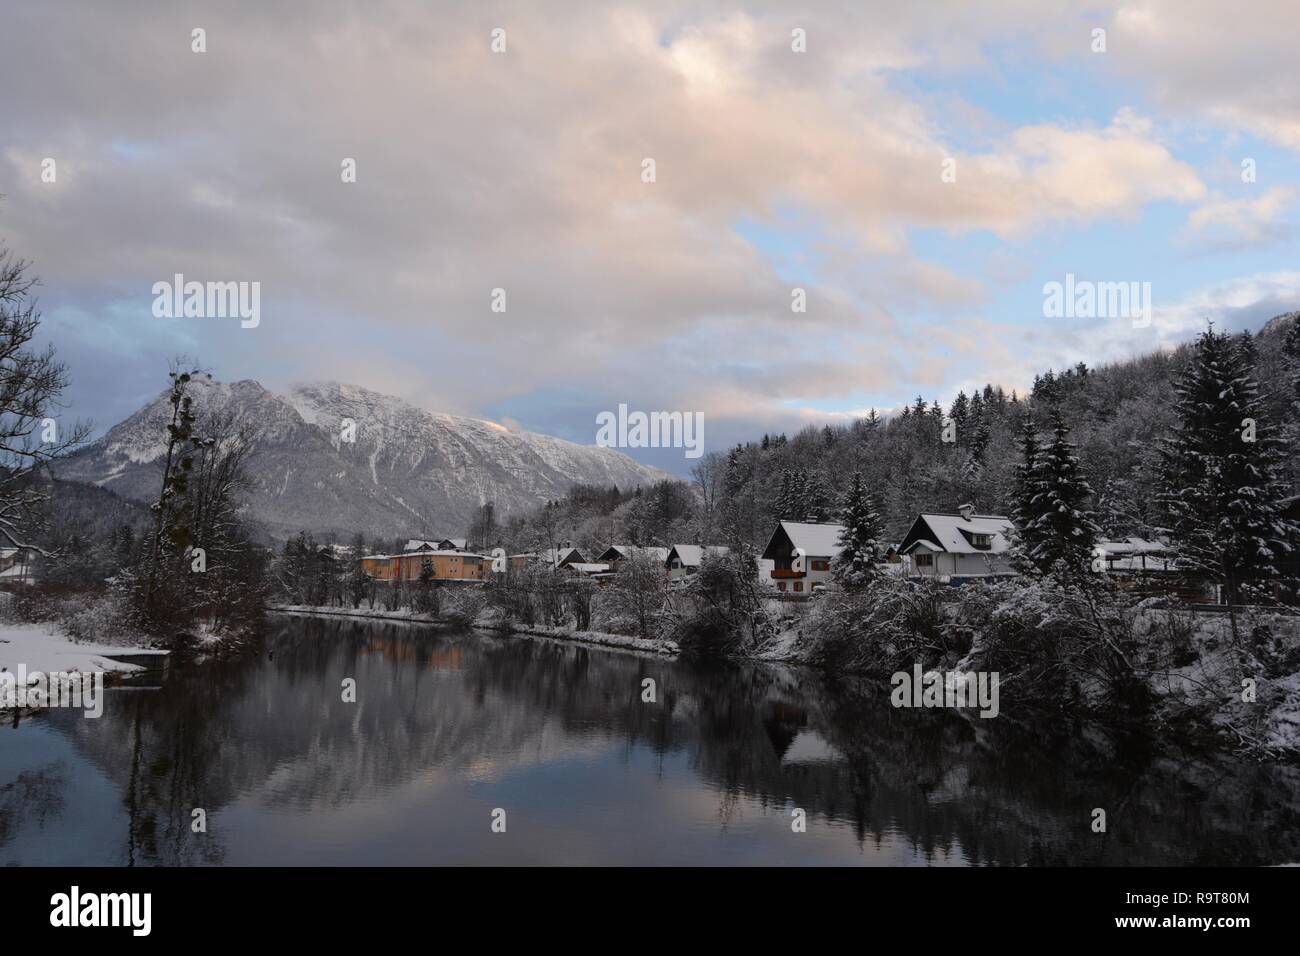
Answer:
[
  {"left": 900, "top": 513, "right": 1014, "bottom": 555},
  {"left": 566, "top": 562, "right": 611, "bottom": 575},
  {"left": 906, "top": 538, "right": 943, "bottom": 553},
  {"left": 598, "top": 545, "right": 670, "bottom": 562},
  {"left": 403, "top": 537, "right": 469, "bottom": 552},
  {"left": 1098, "top": 537, "right": 1167, "bottom": 555},
  {"left": 542, "top": 546, "right": 585, "bottom": 566},
  {"left": 363, "top": 550, "right": 484, "bottom": 560},
  {"left": 667, "top": 544, "right": 730, "bottom": 567},
  {"left": 761, "top": 522, "right": 845, "bottom": 559}
]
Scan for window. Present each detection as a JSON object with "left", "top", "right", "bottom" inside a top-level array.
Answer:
[
  {"left": 970, "top": 533, "right": 992, "bottom": 550},
  {"left": 914, "top": 553, "right": 934, "bottom": 567},
  {"left": 793, "top": 581, "right": 803, "bottom": 592},
  {"left": 811, "top": 560, "right": 829, "bottom": 572},
  {"left": 777, "top": 582, "right": 786, "bottom": 592}
]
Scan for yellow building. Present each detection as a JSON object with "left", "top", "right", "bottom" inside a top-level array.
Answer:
[{"left": 359, "top": 550, "right": 485, "bottom": 582}]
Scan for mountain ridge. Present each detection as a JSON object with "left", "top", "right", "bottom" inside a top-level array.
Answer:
[{"left": 54, "top": 377, "right": 674, "bottom": 542}]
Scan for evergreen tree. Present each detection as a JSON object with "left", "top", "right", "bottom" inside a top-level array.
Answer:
[
  {"left": 1157, "top": 325, "right": 1296, "bottom": 603},
  {"left": 949, "top": 391, "right": 969, "bottom": 444},
  {"left": 1010, "top": 413, "right": 1046, "bottom": 569},
  {"left": 967, "top": 405, "right": 992, "bottom": 471},
  {"left": 834, "top": 472, "right": 884, "bottom": 589},
  {"left": 1022, "top": 410, "right": 1100, "bottom": 575},
  {"left": 775, "top": 469, "right": 795, "bottom": 520},
  {"left": 803, "top": 471, "right": 834, "bottom": 522},
  {"left": 1282, "top": 320, "right": 1300, "bottom": 473}
]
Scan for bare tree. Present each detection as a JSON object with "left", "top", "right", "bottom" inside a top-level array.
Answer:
[{"left": 0, "top": 246, "right": 90, "bottom": 553}]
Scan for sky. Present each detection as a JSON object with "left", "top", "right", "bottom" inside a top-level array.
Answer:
[{"left": 2, "top": 0, "right": 1298, "bottom": 475}]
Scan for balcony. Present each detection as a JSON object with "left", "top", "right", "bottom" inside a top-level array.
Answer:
[{"left": 771, "top": 568, "right": 806, "bottom": 579}]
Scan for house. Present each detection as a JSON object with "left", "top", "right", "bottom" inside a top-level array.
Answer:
[
  {"left": 596, "top": 545, "right": 670, "bottom": 569},
  {"left": 544, "top": 546, "right": 586, "bottom": 569},
  {"left": 360, "top": 550, "right": 486, "bottom": 583},
  {"left": 1095, "top": 537, "right": 1172, "bottom": 573},
  {"left": 0, "top": 548, "right": 35, "bottom": 587},
  {"left": 563, "top": 562, "right": 615, "bottom": 582},
  {"left": 897, "top": 505, "right": 1016, "bottom": 582},
  {"left": 508, "top": 546, "right": 586, "bottom": 572},
  {"left": 1092, "top": 536, "right": 1213, "bottom": 601},
  {"left": 760, "top": 521, "right": 845, "bottom": 594},
  {"left": 665, "top": 544, "right": 730, "bottom": 581}
]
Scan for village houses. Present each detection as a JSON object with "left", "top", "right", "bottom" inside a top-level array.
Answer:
[
  {"left": 760, "top": 521, "right": 845, "bottom": 594},
  {"left": 897, "top": 505, "right": 1017, "bottom": 581}
]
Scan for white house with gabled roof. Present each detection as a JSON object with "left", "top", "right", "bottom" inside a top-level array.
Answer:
[
  {"left": 665, "top": 544, "right": 730, "bottom": 581},
  {"left": 596, "top": 545, "right": 671, "bottom": 568},
  {"left": 897, "top": 505, "right": 1016, "bottom": 581},
  {"left": 760, "top": 521, "right": 845, "bottom": 594}
]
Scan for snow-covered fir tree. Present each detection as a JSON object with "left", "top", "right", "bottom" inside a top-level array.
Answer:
[
  {"left": 1283, "top": 320, "right": 1300, "bottom": 484},
  {"left": 1009, "top": 412, "right": 1046, "bottom": 568},
  {"left": 803, "top": 471, "right": 835, "bottom": 522},
  {"left": 1023, "top": 409, "right": 1100, "bottom": 575},
  {"left": 775, "top": 469, "right": 796, "bottom": 520},
  {"left": 834, "top": 471, "right": 885, "bottom": 589},
  {"left": 1157, "top": 325, "right": 1296, "bottom": 603}
]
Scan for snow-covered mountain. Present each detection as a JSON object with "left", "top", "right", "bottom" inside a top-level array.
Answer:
[{"left": 55, "top": 378, "right": 674, "bottom": 542}]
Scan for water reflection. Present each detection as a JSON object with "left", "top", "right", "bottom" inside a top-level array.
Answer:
[{"left": 1, "top": 614, "right": 1296, "bottom": 865}]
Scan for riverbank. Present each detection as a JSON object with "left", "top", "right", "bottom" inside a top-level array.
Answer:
[
  {"left": 0, "top": 622, "right": 168, "bottom": 674},
  {"left": 0, "top": 621, "right": 170, "bottom": 720},
  {"left": 272, "top": 604, "right": 679, "bottom": 656}
]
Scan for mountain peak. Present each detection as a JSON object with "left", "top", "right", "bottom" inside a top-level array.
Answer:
[{"left": 57, "top": 378, "right": 673, "bottom": 541}]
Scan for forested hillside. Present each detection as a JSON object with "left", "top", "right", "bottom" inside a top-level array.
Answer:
[{"left": 500, "top": 313, "right": 1300, "bottom": 554}]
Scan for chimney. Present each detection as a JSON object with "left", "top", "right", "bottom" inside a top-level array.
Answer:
[{"left": 958, "top": 503, "right": 975, "bottom": 521}]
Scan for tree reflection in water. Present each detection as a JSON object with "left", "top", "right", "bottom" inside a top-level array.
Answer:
[{"left": 3, "top": 614, "right": 1296, "bottom": 866}]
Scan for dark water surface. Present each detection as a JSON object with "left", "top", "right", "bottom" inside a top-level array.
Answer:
[{"left": 2, "top": 613, "right": 1296, "bottom": 865}]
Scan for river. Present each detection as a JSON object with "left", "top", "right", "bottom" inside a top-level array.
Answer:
[{"left": 1, "top": 612, "right": 1295, "bottom": 865}]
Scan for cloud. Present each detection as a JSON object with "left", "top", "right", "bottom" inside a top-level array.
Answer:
[
  {"left": 1109, "top": 0, "right": 1300, "bottom": 151},
  {"left": 1186, "top": 187, "right": 1296, "bottom": 250},
  {"left": 0, "top": 0, "right": 1293, "bottom": 471}
]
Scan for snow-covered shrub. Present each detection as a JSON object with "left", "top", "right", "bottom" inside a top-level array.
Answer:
[
  {"left": 956, "top": 575, "right": 1144, "bottom": 712},
  {"left": 804, "top": 574, "right": 1148, "bottom": 714},
  {"left": 594, "top": 553, "right": 670, "bottom": 639},
  {"left": 671, "top": 550, "right": 768, "bottom": 658},
  {"left": 804, "top": 576, "right": 949, "bottom": 672},
  {"left": 439, "top": 586, "right": 487, "bottom": 626},
  {"left": 3, "top": 586, "right": 150, "bottom": 647}
]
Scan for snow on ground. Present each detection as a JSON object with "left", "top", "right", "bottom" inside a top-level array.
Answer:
[
  {"left": 1262, "top": 671, "right": 1300, "bottom": 754},
  {"left": 273, "top": 604, "right": 678, "bottom": 656},
  {"left": 0, "top": 623, "right": 167, "bottom": 675}
]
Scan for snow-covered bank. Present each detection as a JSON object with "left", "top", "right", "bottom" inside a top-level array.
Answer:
[
  {"left": 0, "top": 623, "right": 168, "bottom": 675},
  {"left": 480, "top": 620, "right": 677, "bottom": 656},
  {"left": 272, "top": 604, "right": 678, "bottom": 656},
  {"left": 274, "top": 604, "right": 443, "bottom": 624}
]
